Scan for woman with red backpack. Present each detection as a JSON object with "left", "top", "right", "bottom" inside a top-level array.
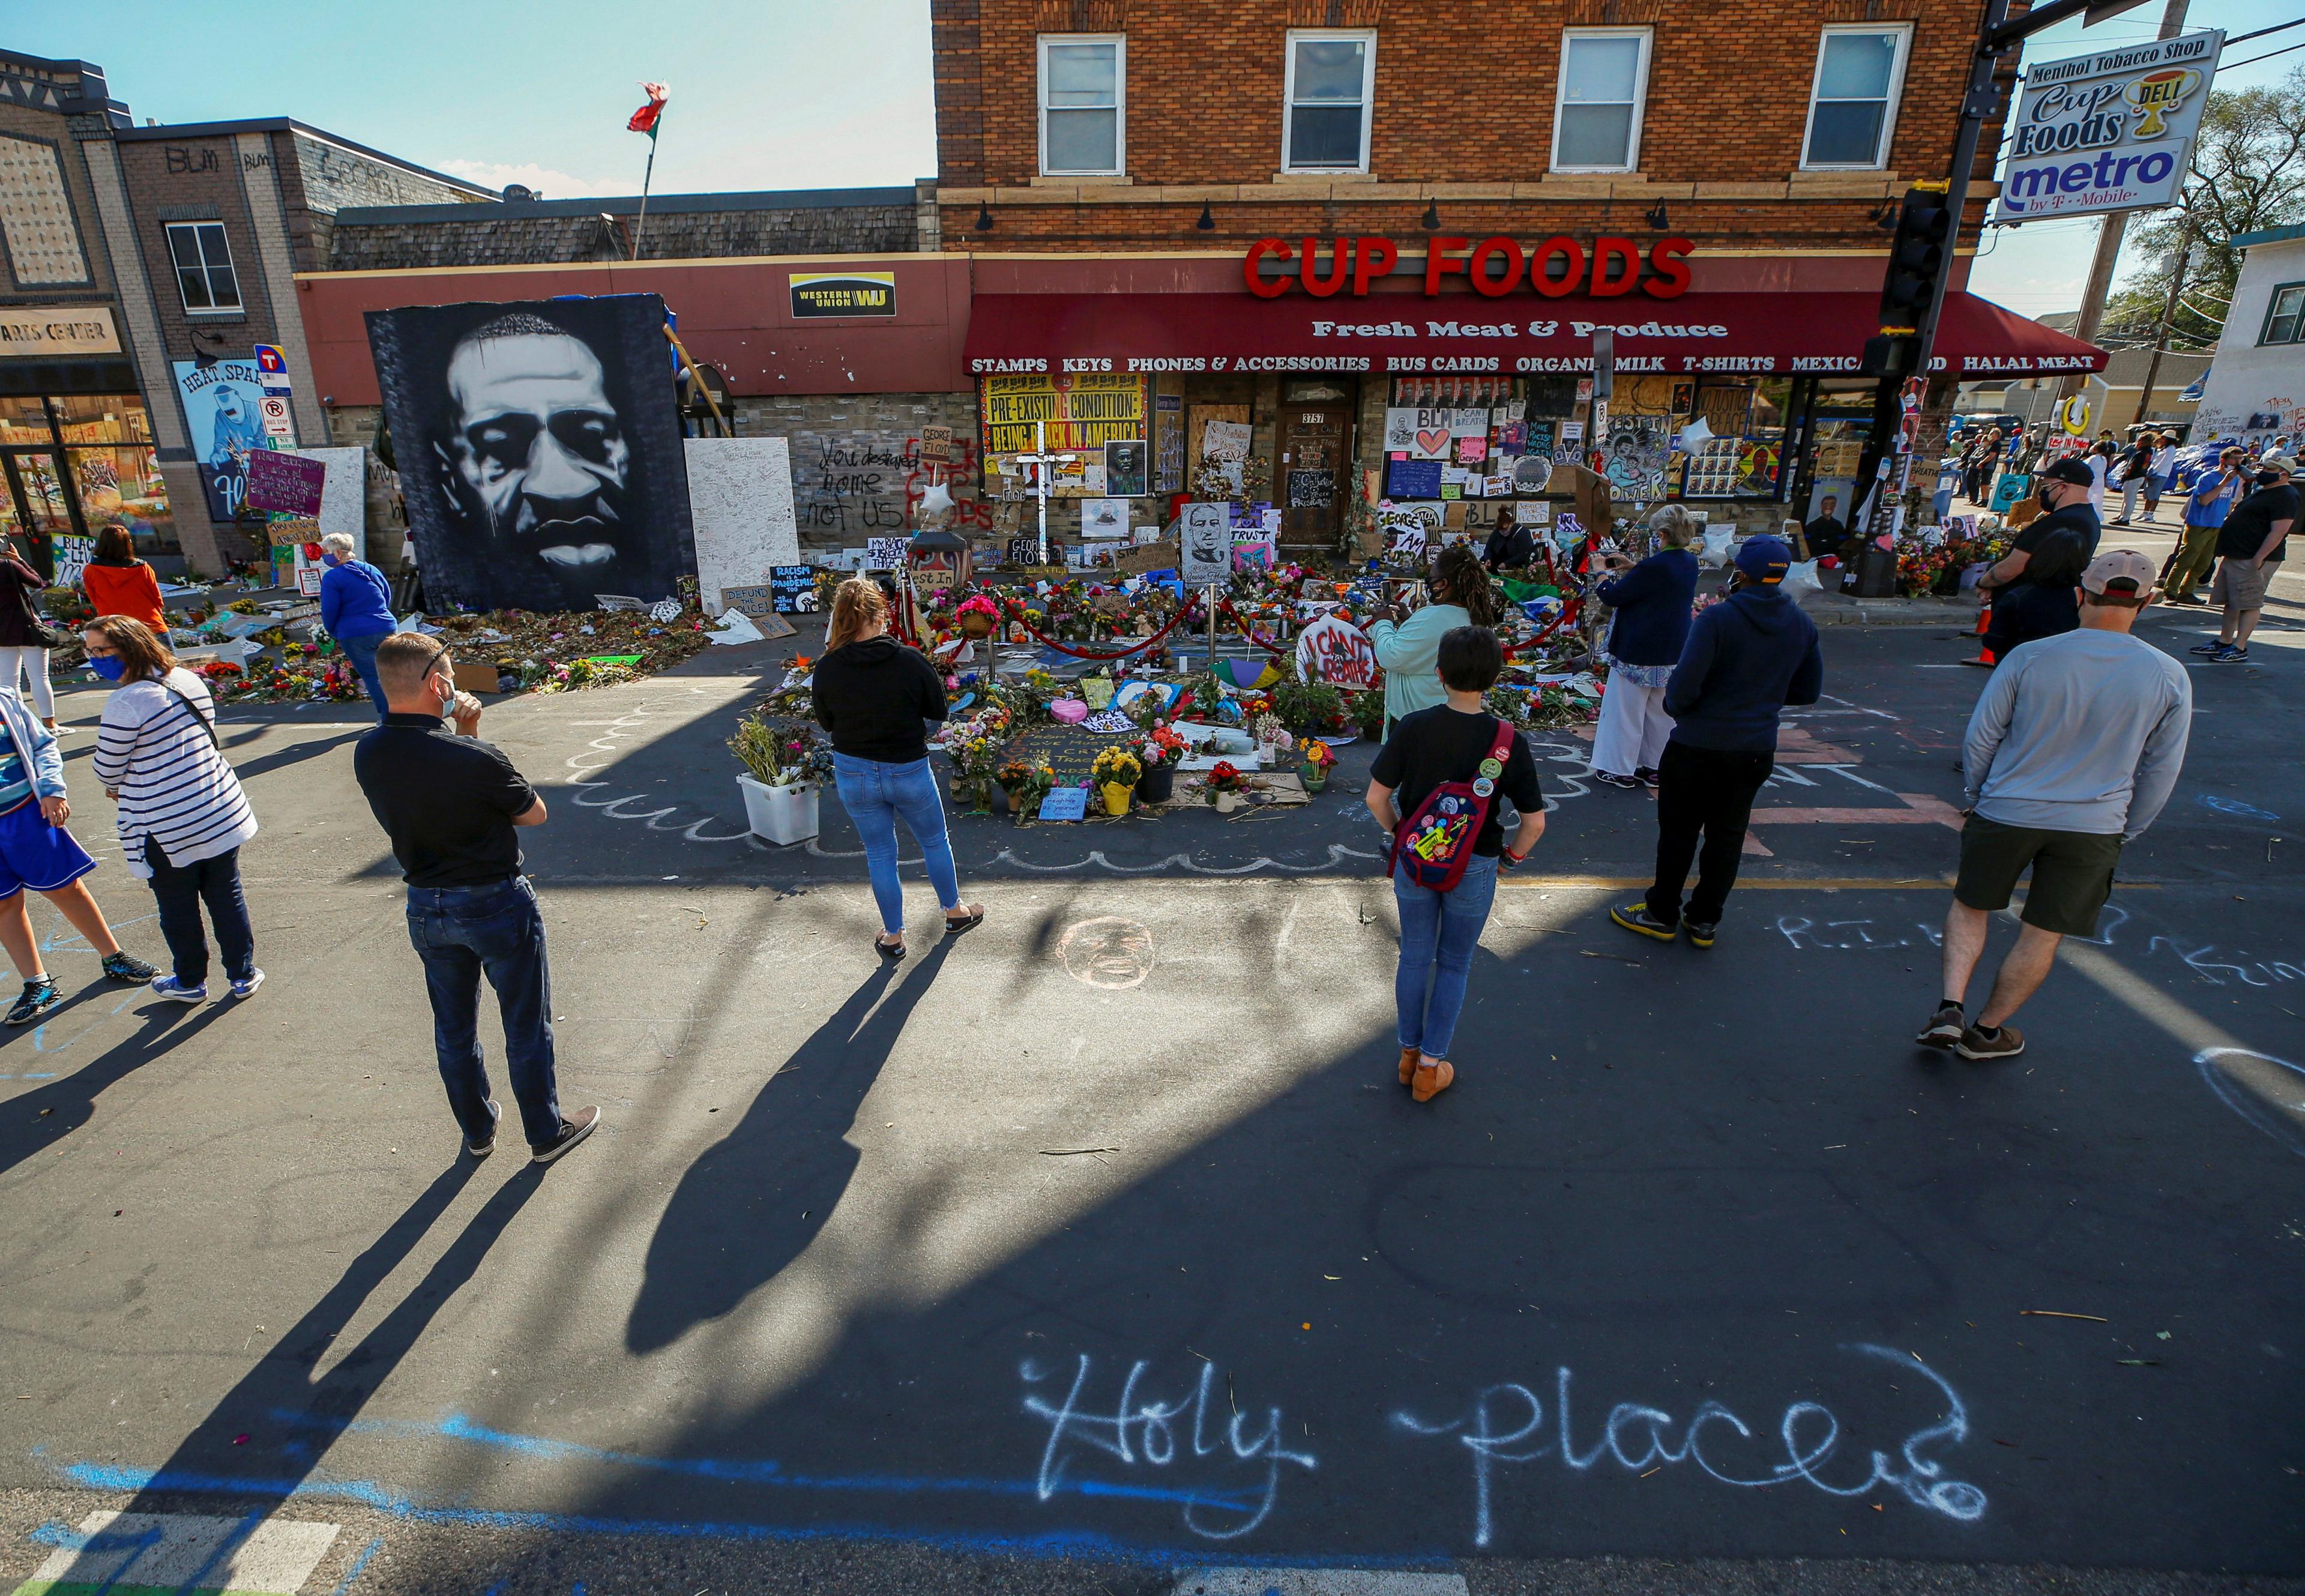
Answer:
[{"left": 1365, "top": 626, "right": 1546, "bottom": 1103}]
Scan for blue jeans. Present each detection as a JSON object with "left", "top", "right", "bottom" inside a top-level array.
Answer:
[
  {"left": 831, "top": 753, "right": 963, "bottom": 935},
  {"left": 1393, "top": 852, "right": 1499, "bottom": 1059},
  {"left": 142, "top": 838, "right": 255, "bottom": 986},
  {"left": 405, "top": 876, "right": 562, "bottom": 1149},
  {"left": 338, "top": 630, "right": 388, "bottom": 719}
]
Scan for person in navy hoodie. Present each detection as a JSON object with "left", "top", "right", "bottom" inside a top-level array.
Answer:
[
  {"left": 318, "top": 532, "right": 398, "bottom": 718},
  {"left": 1611, "top": 535, "right": 1822, "bottom": 948},
  {"left": 1589, "top": 504, "right": 1702, "bottom": 789}
]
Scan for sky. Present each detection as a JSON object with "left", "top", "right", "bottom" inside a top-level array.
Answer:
[{"left": 6, "top": 0, "right": 2298, "bottom": 319}]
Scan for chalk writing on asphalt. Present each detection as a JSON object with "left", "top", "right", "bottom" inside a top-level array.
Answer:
[
  {"left": 1391, "top": 1345, "right": 1986, "bottom": 1548},
  {"left": 1022, "top": 1354, "right": 1317, "bottom": 1540}
]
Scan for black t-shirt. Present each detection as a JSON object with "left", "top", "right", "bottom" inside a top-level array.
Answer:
[
  {"left": 1803, "top": 514, "right": 1847, "bottom": 554},
  {"left": 2012, "top": 501, "right": 2101, "bottom": 562},
  {"left": 353, "top": 714, "right": 538, "bottom": 887},
  {"left": 1370, "top": 705, "right": 1542, "bottom": 857},
  {"left": 2217, "top": 482, "right": 2301, "bottom": 562}
]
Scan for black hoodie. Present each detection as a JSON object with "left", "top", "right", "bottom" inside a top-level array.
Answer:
[{"left": 811, "top": 635, "right": 950, "bottom": 763}]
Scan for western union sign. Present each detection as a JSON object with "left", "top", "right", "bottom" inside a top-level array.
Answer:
[{"left": 789, "top": 272, "right": 896, "bottom": 318}]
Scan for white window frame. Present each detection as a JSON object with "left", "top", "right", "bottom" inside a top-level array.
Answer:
[
  {"left": 1549, "top": 28, "right": 1653, "bottom": 175},
  {"left": 164, "top": 220, "right": 243, "bottom": 315},
  {"left": 1281, "top": 28, "right": 1378, "bottom": 175},
  {"left": 1798, "top": 23, "right": 1913, "bottom": 172},
  {"left": 1037, "top": 33, "right": 1126, "bottom": 178}
]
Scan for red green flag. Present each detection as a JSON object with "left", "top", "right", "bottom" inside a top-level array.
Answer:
[{"left": 627, "top": 82, "right": 669, "bottom": 137}]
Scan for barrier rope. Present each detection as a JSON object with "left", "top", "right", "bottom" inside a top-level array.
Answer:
[{"left": 1001, "top": 598, "right": 1202, "bottom": 661}]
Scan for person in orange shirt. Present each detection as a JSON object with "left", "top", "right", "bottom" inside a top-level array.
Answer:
[{"left": 78, "top": 525, "right": 167, "bottom": 634}]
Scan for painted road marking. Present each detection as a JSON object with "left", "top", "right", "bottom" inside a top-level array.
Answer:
[
  {"left": 15, "top": 1511, "right": 338, "bottom": 1596},
  {"left": 1172, "top": 1573, "right": 1468, "bottom": 1596}
]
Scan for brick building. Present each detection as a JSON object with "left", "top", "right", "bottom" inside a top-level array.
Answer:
[{"left": 931, "top": 0, "right": 2106, "bottom": 549}]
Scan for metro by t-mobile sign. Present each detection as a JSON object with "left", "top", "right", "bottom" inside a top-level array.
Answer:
[
  {"left": 1992, "top": 28, "right": 2223, "bottom": 221},
  {"left": 1243, "top": 236, "right": 1695, "bottom": 300}
]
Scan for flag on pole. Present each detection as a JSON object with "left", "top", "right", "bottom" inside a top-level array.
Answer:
[{"left": 627, "top": 82, "right": 670, "bottom": 137}]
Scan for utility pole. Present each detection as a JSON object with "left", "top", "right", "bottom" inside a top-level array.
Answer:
[
  {"left": 2132, "top": 216, "right": 2196, "bottom": 426},
  {"left": 2058, "top": 0, "right": 2191, "bottom": 397}
]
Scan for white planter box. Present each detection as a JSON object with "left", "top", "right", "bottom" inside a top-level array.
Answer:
[{"left": 738, "top": 774, "right": 819, "bottom": 846}]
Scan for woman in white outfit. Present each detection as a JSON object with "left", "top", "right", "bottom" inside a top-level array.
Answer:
[
  {"left": 1589, "top": 505, "right": 1702, "bottom": 790},
  {"left": 0, "top": 537, "right": 56, "bottom": 732}
]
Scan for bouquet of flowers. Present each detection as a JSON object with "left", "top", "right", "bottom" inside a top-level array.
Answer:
[
  {"left": 995, "top": 757, "right": 1055, "bottom": 814},
  {"left": 1204, "top": 760, "right": 1249, "bottom": 800},
  {"left": 1252, "top": 711, "right": 1292, "bottom": 756},
  {"left": 955, "top": 593, "right": 1001, "bottom": 638},
  {"left": 1136, "top": 725, "right": 1188, "bottom": 768},
  {"left": 1300, "top": 739, "right": 1337, "bottom": 775},
  {"left": 729, "top": 717, "right": 828, "bottom": 787},
  {"left": 1090, "top": 745, "right": 1144, "bottom": 789}
]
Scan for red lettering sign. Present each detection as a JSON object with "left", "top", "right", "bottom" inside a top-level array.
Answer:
[{"left": 1244, "top": 235, "right": 1693, "bottom": 300}]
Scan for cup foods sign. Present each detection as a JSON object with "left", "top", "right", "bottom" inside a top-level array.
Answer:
[{"left": 1993, "top": 28, "right": 2223, "bottom": 222}]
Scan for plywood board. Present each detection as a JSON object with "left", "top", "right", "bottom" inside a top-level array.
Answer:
[{"left": 686, "top": 436, "right": 802, "bottom": 613}]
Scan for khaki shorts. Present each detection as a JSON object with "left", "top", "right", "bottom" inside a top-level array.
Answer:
[
  {"left": 2213, "top": 557, "right": 2271, "bottom": 610},
  {"left": 1955, "top": 814, "right": 2123, "bottom": 938}
]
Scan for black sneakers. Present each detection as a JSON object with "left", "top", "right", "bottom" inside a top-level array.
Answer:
[
  {"left": 467, "top": 1100, "right": 502, "bottom": 1159},
  {"left": 1609, "top": 903, "right": 1677, "bottom": 941},
  {"left": 101, "top": 951, "right": 158, "bottom": 983},
  {"left": 1681, "top": 917, "right": 1717, "bottom": 949},
  {"left": 532, "top": 1104, "right": 601, "bottom": 1164},
  {"left": 1594, "top": 771, "right": 1644, "bottom": 790},
  {"left": 5, "top": 978, "right": 59, "bottom": 1026},
  {"left": 1956, "top": 1024, "right": 2026, "bottom": 1061},
  {"left": 1917, "top": 1002, "right": 1966, "bottom": 1049}
]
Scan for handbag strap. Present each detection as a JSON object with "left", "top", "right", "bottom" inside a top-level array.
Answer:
[{"left": 155, "top": 674, "right": 220, "bottom": 751}]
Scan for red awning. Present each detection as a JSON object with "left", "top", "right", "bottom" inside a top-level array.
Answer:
[{"left": 963, "top": 291, "right": 2105, "bottom": 379}]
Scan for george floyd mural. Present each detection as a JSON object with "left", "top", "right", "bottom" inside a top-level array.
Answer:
[{"left": 366, "top": 293, "right": 695, "bottom": 611}]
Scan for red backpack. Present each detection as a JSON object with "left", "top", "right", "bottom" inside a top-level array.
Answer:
[{"left": 1388, "top": 718, "right": 1518, "bottom": 891}]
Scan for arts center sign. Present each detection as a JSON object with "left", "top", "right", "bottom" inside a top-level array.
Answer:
[{"left": 1993, "top": 28, "right": 2224, "bottom": 222}]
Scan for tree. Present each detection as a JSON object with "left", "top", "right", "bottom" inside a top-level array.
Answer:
[{"left": 2099, "top": 64, "right": 2305, "bottom": 351}]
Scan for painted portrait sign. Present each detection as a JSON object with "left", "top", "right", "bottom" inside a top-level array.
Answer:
[
  {"left": 173, "top": 358, "right": 277, "bottom": 522},
  {"left": 365, "top": 293, "right": 696, "bottom": 611}
]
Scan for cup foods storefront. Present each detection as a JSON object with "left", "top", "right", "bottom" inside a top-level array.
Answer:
[{"left": 962, "top": 237, "right": 2106, "bottom": 554}]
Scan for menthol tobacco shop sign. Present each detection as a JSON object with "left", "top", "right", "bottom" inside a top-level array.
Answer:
[{"left": 1993, "top": 28, "right": 2223, "bottom": 223}]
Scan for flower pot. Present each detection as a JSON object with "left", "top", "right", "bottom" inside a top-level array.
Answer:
[
  {"left": 1214, "top": 790, "right": 1241, "bottom": 815},
  {"left": 1137, "top": 763, "right": 1177, "bottom": 804},
  {"left": 1099, "top": 781, "right": 1133, "bottom": 817},
  {"left": 1300, "top": 762, "right": 1328, "bottom": 793},
  {"left": 1004, "top": 787, "right": 1023, "bottom": 814},
  {"left": 738, "top": 774, "right": 818, "bottom": 846},
  {"left": 959, "top": 611, "right": 996, "bottom": 639},
  {"left": 969, "top": 780, "right": 993, "bottom": 815}
]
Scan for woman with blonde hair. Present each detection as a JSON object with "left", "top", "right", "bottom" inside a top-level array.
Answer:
[
  {"left": 810, "top": 577, "right": 981, "bottom": 959},
  {"left": 1590, "top": 503, "right": 1701, "bottom": 790}
]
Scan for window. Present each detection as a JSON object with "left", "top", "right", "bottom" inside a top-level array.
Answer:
[
  {"left": 2263, "top": 283, "right": 2305, "bottom": 345},
  {"left": 1551, "top": 29, "right": 1651, "bottom": 172},
  {"left": 1039, "top": 35, "right": 1124, "bottom": 176},
  {"left": 165, "top": 221, "right": 241, "bottom": 313},
  {"left": 1283, "top": 30, "right": 1375, "bottom": 172},
  {"left": 1801, "top": 26, "right": 1911, "bottom": 169}
]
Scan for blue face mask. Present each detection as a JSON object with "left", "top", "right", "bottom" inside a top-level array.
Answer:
[
  {"left": 322, "top": 553, "right": 342, "bottom": 567},
  {"left": 90, "top": 655, "right": 127, "bottom": 682}
]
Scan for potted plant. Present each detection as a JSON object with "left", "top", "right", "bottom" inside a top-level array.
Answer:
[
  {"left": 1091, "top": 745, "right": 1143, "bottom": 816},
  {"left": 729, "top": 715, "right": 823, "bottom": 846},
  {"left": 1134, "top": 724, "right": 1187, "bottom": 804},
  {"left": 956, "top": 593, "right": 1001, "bottom": 639},
  {"left": 1252, "top": 710, "right": 1292, "bottom": 767},
  {"left": 1299, "top": 739, "right": 1337, "bottom": 793},
  {"left": 1205, "top": 760, "right": 1249, "bottom": 815}
]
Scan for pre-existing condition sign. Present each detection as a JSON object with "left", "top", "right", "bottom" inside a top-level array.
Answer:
[
  {"left": 789, "top": 271, "right": 896, "bottom": 318},
  {"left": 1993, "top": 28, "right": 2223, "bottom": 221}
]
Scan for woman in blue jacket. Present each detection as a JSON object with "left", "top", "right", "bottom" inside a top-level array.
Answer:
[
  {"left": 318, "top": 532, "right": 397, "bottom": 717},
  {"left": 1589, "top": 505, "right": 1701, "bottom": 789}
]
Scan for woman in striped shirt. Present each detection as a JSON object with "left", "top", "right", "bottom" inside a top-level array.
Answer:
[{"left": 84, "top": 617, "right": 261, "bottom": 1003}]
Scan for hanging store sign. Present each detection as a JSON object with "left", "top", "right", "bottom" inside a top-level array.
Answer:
[
  {"left": 0, "top": 305, "right": 120, "bottom": 356},
  {"left": 1993, "top": 28, "right": 2223, "bottom": 221},
  {"left": 1243, "top": 236, "right": 1693, "bottom": 300}
]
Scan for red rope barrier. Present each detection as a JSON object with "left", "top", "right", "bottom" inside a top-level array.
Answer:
[
  {"left": 1215, "top": 598, "right": 1291, "bottom": 656},
  {"left": 1002, "top": 599, "right": 1201, "bottom": 661}
]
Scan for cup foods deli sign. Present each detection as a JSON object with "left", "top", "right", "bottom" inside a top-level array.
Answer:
[
  {"left": 1993, "top": 28, "right": 2223, "bottom": 221},
  {"left": 1243, "top": 235, "right": 1693, "bottom": 300}
]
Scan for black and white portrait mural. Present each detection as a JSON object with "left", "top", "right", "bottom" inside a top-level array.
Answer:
[{"left": 365, "top": 293, "right": 695, "bottom": 611}]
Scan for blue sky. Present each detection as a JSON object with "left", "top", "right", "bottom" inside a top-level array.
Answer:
[{"left": 8, "top": 0, "right": 2297, "bottom": 317}]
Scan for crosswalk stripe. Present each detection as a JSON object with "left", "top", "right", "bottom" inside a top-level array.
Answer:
[{"left": 14, "top": 1511, "right": 339, "bottom": 1596}]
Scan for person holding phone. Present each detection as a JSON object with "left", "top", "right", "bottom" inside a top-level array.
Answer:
[{"left": 1369, "top": 544, "right": 1498, "bottom": 739}]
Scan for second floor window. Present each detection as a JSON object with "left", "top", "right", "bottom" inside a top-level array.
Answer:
[
  {"left": 1040, "top": 35, "right": 1124, "bottom": 176},
  {"left": 2265, "top": 283, "right": 2305, "bottom": 346},
  {"left": 1552, "top": 29, "right": 1651, "bottom": 172},
  {"left": 1283, "top": 31, "right": 1375, "bottom": 172},
  {"left": 166, "top": 221, "right": 241, "bottom": 313},
  {"left": 1803, "top": 26, "right": 1911, "bottom": 168}
]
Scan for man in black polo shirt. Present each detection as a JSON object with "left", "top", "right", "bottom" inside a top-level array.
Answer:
[
  {"left": 2202, "top": 454, "right": 2298, "bottom": 664},
  {"left": 1969, "top": 456, "right": 2100, "bottom": 665},
  {"left": 353, "top": 632, "right": 598, "bottom": 1164}
]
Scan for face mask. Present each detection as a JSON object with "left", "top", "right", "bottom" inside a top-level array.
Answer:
[
  {"left": 2258, "top": 471, "right": 2282, "bottom": 487},
  {"left": 322, "top": 553, "right": 341, "bottom": 567},
  {"left": 89, "top": 655, "right": 126, "bottom": 682},
  {"left": 2037, "top": 486, "right": 2058, "bottom": 511}
]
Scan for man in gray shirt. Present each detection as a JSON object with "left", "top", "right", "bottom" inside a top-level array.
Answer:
[{"left": 1918, "top": 550, "right": 2192, "bottom": 1059}]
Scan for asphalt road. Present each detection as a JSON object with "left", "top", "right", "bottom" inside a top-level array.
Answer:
[{"left": 1, "top": 594, "right": 2300, "bottom": 1595}]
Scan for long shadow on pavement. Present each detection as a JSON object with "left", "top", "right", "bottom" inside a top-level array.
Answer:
[{"left": 0, "top": 999, "right": 227, "bottom": 1183}]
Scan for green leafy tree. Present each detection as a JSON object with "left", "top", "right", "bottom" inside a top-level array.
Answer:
[{"left": 2100, "top": 65, "right": 2305, "bottom": 351}]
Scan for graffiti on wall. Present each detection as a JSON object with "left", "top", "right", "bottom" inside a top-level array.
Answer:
[{"left": 789, "top": 429, "right": 989, "bottom": 541}]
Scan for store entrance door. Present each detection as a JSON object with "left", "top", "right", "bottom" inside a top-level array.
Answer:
[
  {"left": 1, "top": 451, "right": 77, "bottom": 578},
  {"left": 1278, "top": 403, "right": 1351, "bottom": 550}
]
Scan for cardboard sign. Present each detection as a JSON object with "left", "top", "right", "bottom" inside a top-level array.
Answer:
[
  {"left": 920, "top": 424, "right": 953, "bottom": 463},
  {"left": 770, "top": 565, "right": 819, "bottom": 613},
  {"left": 1295, "top": 612, "right": 1379, "bottom": 690},
  {"left": 243, "top": 448, "right": 328, "bottom": 516},
  {"left": 1119, "top": 540, "right": 1181, "bottom": 576},
  {"left": 1179, "top": 502, "right": 1231, "bottom": 587},
  {"left": 865, "top": 537, "right": 908, "bottom": 569},
  {"left": 1038, "top": 786, "right": 1090, "bottom": 822}
]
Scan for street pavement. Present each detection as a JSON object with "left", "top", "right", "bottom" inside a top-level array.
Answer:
[{"left": 1, "top": 591, "right": 2301, "bottom": 1595}]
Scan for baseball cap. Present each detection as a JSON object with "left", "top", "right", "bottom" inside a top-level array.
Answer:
[
  {"left": 2261, "top": 454, "right": 2297, "bottom": 474},
  {"left": 2081, "top": 549, "right": 2157, "bottom": 596},
  {"left": 2041, "top": 458, "right": 2095, "bottom": 486},
  {"left": 1734, "top": 534, "right": 1792, "bottom": 584}
]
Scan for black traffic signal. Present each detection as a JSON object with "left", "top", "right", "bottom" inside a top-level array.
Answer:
[{"left": 1876, "top": 185, "right": 1951, "bottom": 331}]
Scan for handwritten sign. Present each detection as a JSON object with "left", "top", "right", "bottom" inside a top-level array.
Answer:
[
  {"left": 243, "top": 448, "right": 327, "bottom": 516},
  {"left": 1037, "top": 785, "right": 1090, "bottom": 822},
  {"left": 864, "top": 537, "right": 908, "bottom": 569},
  {"left": 1295, "top": 612, "right": 1379, "bottom": 690}
]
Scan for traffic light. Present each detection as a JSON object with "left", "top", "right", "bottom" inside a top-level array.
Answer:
[{"left": 1863, "top": 184, "right": 1953, "bottom": 376}]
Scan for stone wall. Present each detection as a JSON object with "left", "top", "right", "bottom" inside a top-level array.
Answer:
[{"left": 283, "top": 131, "right": 487, "bottom": 273}]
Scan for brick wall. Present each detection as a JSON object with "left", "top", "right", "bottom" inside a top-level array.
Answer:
[
  {"left": 0, "top": 101, "right": 110, "bottom": 298},
  {"left": 328, "top": 197, "right": 922, "bottom": 271},
  {"left": 732, "top": 392, "right": 986, "bottom": 555},
  {"left": 282, "top": 132, "right": 487, "bottom": 273},
  {"left": 932, "top": 0, "right": 2010, "bottom": 257}
]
